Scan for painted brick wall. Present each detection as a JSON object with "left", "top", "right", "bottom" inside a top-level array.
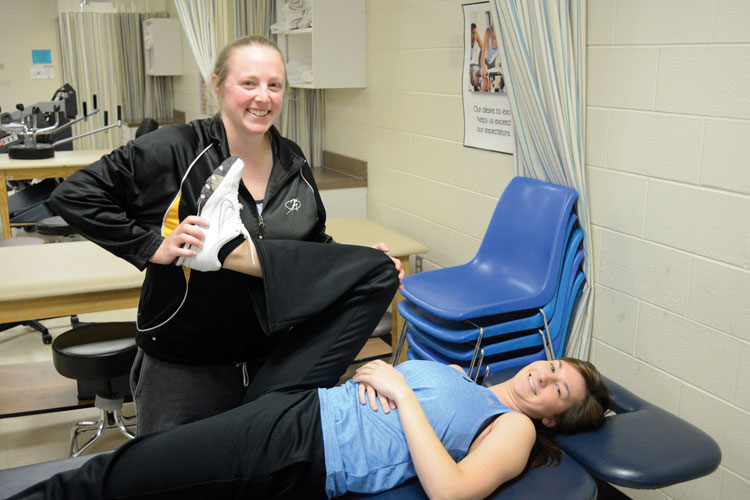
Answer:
[
  {"left": 0, "top": 1, "right": 64, "bottom": 116},
  {"left": 586, "top": 1, "right": 750, "bottom": 498},
  {"left": 324, "top": 0, "right": 515, "bottom": 271}
]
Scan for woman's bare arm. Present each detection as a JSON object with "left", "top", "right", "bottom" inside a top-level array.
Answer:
[{"left": 222, "top": 239, "right": 262, "bottom": 277}]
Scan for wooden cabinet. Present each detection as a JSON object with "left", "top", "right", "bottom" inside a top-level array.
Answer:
[{"left": 275, "top": 0, "right": 365, "bottom": 89}]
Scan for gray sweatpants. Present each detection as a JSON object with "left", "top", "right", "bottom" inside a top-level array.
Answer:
[{"left": 129, "top": 349, "right": 250, "bottom": 436}]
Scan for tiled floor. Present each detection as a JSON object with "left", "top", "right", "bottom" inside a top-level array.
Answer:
[{"left": 0, "top": 308, "right": 391, "bottom": 471}]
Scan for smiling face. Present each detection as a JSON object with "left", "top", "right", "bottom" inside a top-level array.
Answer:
[
  {"left": 510, "top": 359, "right": 587, "bottom": 426},
  {"left": 214, "top": 44, "right": 286, "bottom": 139}
]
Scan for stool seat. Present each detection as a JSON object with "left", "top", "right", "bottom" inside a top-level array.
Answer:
[
  {"left": 50, "top": 322, "right": 138, "bottom": 457},
  {"left": 52, "top": 323, "right": 137, "bottom": 381},
  {"left": 36, "top": 215, "right": 76, "bottom": 237}
]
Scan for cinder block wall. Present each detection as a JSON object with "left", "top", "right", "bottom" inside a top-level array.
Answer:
[
  {"left": 325, "top": 0, "right": 515, "bottom": 271},
  {"left": 0, "top": 1, "right": 64, "bottom": 119},
  {"left": 586, "top": 1, "right": 750, "bottom": 499}
]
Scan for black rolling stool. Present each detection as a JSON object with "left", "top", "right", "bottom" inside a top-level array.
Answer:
[{"left": 52, "top": 322, "right": 138, "bottom": 457}]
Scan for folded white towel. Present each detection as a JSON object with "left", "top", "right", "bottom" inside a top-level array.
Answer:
[{"left": 270, "top": 0, "right": 312, "bottom": 33}]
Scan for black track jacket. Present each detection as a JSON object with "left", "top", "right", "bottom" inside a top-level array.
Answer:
[{"left": 49, "top": 115, "right": 331, "bottom": 364}]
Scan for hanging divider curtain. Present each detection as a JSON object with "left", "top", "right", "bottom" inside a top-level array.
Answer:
[
  {"left": 174, "top": 0, "right": 219, "bottom": 116},
  {"left": 115, "top": 12, "right": 173, "bottom": 123},
  {"left": 279, "top": 88, "right": 325, "bottom": 169},
  {"left": 59, "top": 5, "right": 173, "bottom": 150},
  {"left": 245, "top": 0, "right": 275, "bottom": 39},
  {"left": 488, "top": 0, "right": 593, "bottom": 359},
  {"left": 59, "top": 12, "right": 122, "bottom": 151}
]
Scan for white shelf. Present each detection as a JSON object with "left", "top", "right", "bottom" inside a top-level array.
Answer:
[
  {"left": 278, "top": 27, "right": 313, "bottom": 35},
  {"left": 276, "top": 0, "right": 365, "bottom": 89}
]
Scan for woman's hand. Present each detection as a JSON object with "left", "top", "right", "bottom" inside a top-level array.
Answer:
[
  {"left": 357, "top": 381, "right": 397, "bottom": 413},
  {"left": 352, "top": 360, "right": 409, "bottom": 410},
  {"left": 371, "top": 242, "right": 405, "bottom": 289},
  {"left": 148, "top": 215, "right": 209, "bottom": 265}
]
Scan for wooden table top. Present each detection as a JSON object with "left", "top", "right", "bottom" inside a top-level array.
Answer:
[
  {"left": 326, "top": 217, "right": 427, "bottom": 257},
  {"left": 0, "top": 149, "right": 110, "bottom": 171},
  {"left": 0, "top": 219, "right": 424, "bottom": 302},
  {"left": 0, "top": 241, "right": 144, "bottom": 302}
]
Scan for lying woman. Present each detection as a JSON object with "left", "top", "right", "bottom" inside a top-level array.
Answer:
[{"left": 10, "top": 354, "right": 611, "bottom": 500}]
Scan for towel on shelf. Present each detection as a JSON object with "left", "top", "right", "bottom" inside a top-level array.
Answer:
[
  {"left": 270, "top": 0, "right": 312, "bottom": 33},
  {"left": 286, "top": 59, "right": 314, "bottom": 85}
]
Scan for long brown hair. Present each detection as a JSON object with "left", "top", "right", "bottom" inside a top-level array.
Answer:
[{"left": 528, "top": 357, "right": 612, "bottom": 468}]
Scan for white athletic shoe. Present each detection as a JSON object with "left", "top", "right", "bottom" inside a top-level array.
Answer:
[{"left": 181, "top": 156, "right": 250, "bottom": 272}]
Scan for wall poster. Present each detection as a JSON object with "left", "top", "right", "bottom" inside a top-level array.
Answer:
[{"left": 462, "top": 1, "right": 513, "bottom": 154}]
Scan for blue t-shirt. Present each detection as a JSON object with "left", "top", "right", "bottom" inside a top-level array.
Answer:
[{"left": 318, "top": 360, "right": 512, "bottom": 497}]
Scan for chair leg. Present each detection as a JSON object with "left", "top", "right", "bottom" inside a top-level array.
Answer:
[
  {"left": 391, "top": 322, "right": 409, "bottom": 365},
  {"left": 70, "top": 411, "right": 106, "bottom": 457},
  {"left": 113, "top": 410, "right": 136, "bottom": 439},
  {"left": 69, "top": 408, "right": 138, "bottom": 457},
  {"left": 0, "top": 320, "right": 52, "bottom": 344},
  {"left": 23, "top": 320, "right": 52, "bottom": 344}
]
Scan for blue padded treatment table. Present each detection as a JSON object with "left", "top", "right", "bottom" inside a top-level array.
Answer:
[
  {"left": 0, "top": 371, "right": 720, "bottom": 499},
  {"left": 340, "top": 452, "right": 596, "bottom": 499},
  {"left": 556, "top": 376, "right": 722, "bottom": 489},
  {"left": 0, "top": 450, "right": 596, "bottom": 500}
]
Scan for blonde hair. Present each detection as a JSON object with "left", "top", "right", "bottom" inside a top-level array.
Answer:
[{"left": 212, "top": 35, "right": 287, "bottom": 92}]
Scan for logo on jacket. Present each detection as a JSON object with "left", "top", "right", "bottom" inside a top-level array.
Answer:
[{"left": 285, "top": 198, "right": 301, "bottom": 214}]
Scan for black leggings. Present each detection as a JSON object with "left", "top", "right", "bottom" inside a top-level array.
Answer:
[
  {"left": 10, "top": 391, "right": 327, "bottom": 499},
  {"left": 244, "top": 239, "right": 399, "bottom": 401}
]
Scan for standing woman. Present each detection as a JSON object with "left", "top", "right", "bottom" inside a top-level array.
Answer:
[{"left": 49, "top": 35, "right": 401, "bottom": 435}]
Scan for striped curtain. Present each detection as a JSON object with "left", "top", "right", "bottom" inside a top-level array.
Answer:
[
  {"left": 278, "top": 88, "right": 325, "bottom": 168},
  {"left": 58, "top": 12, "right": 123, "bottom": 150},
  {"left": 173, "top": 0, "right": 221, "bottom": 116},
  {"left": 115, "top": 12, "right": 174, "bottom": 122},
  {"left": 58, "top": 8, "right": 174, "bottom": 150},
  {"left": 488, "top": 0, "right": 593, "bottom": 359}
]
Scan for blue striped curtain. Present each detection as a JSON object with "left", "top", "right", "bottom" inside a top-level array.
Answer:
[{"left": 488, "top": 0, "right": 592, "bottom": 359}]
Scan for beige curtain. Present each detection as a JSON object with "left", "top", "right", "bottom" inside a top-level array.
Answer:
[
  {"left": 58, "top": 12, "right": 123, "bottom": 150},
  {"left": 489, "top": 0, "right": 592, "bottom": 359},
  {"left": 115, "top": 12, "right": 173, "bottom": 123},
  {"left": 58, "top": 6, "right": 174, "bottom": 149}
]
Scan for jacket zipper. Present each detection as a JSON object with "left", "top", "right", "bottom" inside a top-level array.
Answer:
[{"left": 254, "top": 157, "right": 306, "bottom": 240}]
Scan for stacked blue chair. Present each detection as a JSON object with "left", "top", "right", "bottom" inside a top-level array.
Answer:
[{"left": 393, "top": 177, "right": 584, "bottom": 378}]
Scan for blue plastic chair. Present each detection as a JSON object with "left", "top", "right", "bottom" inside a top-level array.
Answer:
[
  {"left": 405, "top": 271, "right": 586, "bottom": 378},
  {"left": 396, "top": 235, "right": 584, "bottom": 345},
  {"left": 394, "top": 227, "right": 584, "bottom": 368},
  {"left": 400, "top": 177, "right": 579, "bottom": 321},
  {"left": 404, "top": 270, "right": 586, "bottom": 363},
  {"left": 406, "top": 337, "right": 547, "bottom": 378}
]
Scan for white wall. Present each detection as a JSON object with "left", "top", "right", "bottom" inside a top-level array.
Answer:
[
  {"left": 0, "top": 0, "right": 64, "bottom": 113},
  {"left": 324, "top": 0, "right": 515, "bottom": 271},
  {"left": 586, "top": 1, "right": 750, "bottom": 499}
]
